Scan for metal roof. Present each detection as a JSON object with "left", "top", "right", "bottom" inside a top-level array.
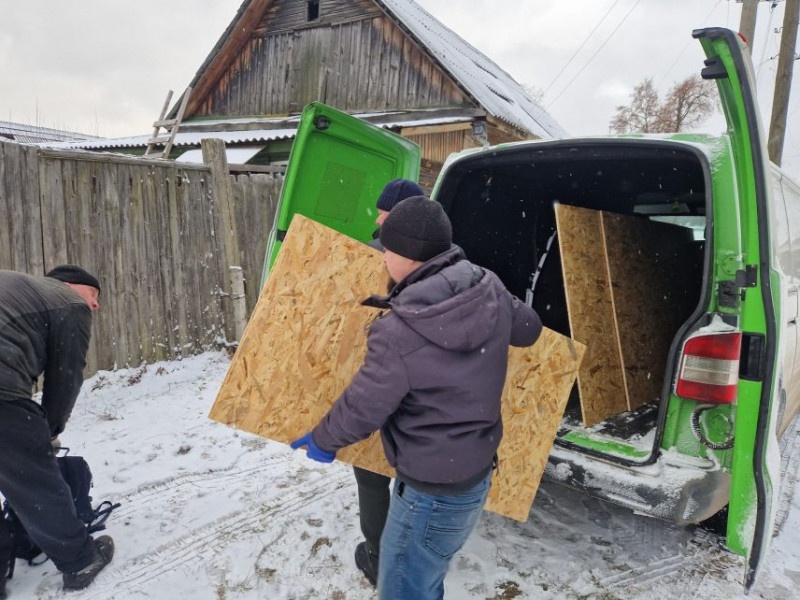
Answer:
[
  {"left": 376, "top": 0, "right": 567, "bottom": 139},
  {"left": 0, "top": 120, "right": 99, "bottom": 144},
  {"left": 41, "top": 110, "right": 478, "bottom": 151}
]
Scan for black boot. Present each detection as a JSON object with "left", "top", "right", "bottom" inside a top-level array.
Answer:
[
  {"left": 354, "top": 541, "right": 378, "bottom": 587},
  {"left": 62, "top": 536, "right": 114, "bottom": 591},
  {"left": 1, "top": 562, "right": 7, "bottom": 600}
]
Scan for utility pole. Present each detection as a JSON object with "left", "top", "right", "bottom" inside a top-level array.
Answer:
[
  {"left": 768, "top": 0, "right": 800, "bottom": 166},
  {"left": 739, "top": 0, "right": 761, "bottom": 52}
]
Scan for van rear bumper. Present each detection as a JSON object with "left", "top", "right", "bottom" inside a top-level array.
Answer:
[{"left": 544, "top": 446, "right": 731, "bottom": 524}]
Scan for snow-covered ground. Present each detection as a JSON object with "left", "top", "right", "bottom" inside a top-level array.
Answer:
[{"left": 5, "top": 351, "right": 800, "bottom": 599}]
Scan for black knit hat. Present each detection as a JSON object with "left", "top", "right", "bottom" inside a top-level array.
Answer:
[
  {"left": 379, "top": 196, "right": 452, "bottom": 262},
  {"left": 376, "top": 179, "right": 426, "bottom": 212},
  {"left": 46, "top": 265, "right": 101, "bottom": 292}
]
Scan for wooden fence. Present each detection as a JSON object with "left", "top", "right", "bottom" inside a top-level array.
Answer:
[{"left": 0, "top": 139, "right": 282, "bottom": 375}]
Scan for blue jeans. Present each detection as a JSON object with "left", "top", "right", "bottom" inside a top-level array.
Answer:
[{"left": 377, "top": 471, "right": 492, "bottom": 600}]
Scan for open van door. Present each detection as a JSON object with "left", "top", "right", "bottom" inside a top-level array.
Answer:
[
  {"left": 260, "top": 102, "right": 421, "bottom": 286},
  {"left": 693, "top": 27, "right": 781, "bottom": 589}
]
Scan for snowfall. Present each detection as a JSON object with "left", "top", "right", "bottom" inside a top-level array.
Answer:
[{"left": 4, "top": 350, "right": 800, "bottom": 600}]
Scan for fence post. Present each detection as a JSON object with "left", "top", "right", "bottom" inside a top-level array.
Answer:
[
  {"left": 230, "top": 266, "right": 248, "bottom": 342},
  {"left": 201, "top": 138, "right": 241, "bottom": 343}
]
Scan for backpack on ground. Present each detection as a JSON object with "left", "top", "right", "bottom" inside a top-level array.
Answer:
[{"left": 2, "top": 452, "right": 120, "bottom": 579}]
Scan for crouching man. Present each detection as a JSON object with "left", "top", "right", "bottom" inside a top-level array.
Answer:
[
  {"left": 0, "top": 266, "right": 113, "bottom": 596},
  {"left": 292, "top": 197, "right": 542, "bottom": 600}
]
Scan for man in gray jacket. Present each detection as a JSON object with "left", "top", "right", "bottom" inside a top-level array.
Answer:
[
  {"left": 355, "top": 178, "right": 426, "bottom": 586},
  {"left": 0, "top": 266, "right": 114, "bottom": 596},
  {"left": 292, "top": 197, "right": 542, "bottom": 600}
]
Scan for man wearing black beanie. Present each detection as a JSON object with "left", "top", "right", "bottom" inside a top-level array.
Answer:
[
  {"left": 353, "top": 181, "right": 426, "bottom": 586},
  {"left": 0, "top": 266, "right": 112, "bottom": 595},
  {"left": 292, "top": 197, "right": 542, "bottom": 600}
]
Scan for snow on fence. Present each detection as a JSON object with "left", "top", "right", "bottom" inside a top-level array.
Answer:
[{"left": 0, "top": 139, "right": 281, "bottom": 375}]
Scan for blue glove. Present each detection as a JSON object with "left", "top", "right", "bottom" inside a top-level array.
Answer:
[{"left": 290, "top": 432, "right": 336, "bottom": 463}]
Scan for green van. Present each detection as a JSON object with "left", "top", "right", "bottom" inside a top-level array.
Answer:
[{"left": 262, "top": 28, "right": 799, "bottom": 589}]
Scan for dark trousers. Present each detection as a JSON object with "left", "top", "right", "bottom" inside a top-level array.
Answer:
[
  {"left": 0, "top": 398, "right": 95, "bottom": 573},
  {"left": 353, "top": 466, "right": 391, "bottom": 556}
]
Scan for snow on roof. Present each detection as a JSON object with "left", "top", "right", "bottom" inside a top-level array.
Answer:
[
  {"left": 376, "top": 0, "right": 567, "bottom": 139},
  {"left": 42, "top": 128, "right": 298, "bottom": 151},
  {"left": 0, "top": 120, "right": 99, "bottom": 144},
  {"left": 41, "top": 111, "right": 477, "bottom": 151}
]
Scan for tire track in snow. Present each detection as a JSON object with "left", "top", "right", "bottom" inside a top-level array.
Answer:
[
  {"left": 75, "top": 468, "right": 352, "bottom": 600},
  {"left": 106, "top": 450, "right": 290, "bottom": 519}
]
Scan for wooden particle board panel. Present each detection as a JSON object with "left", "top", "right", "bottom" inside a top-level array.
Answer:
[
  {"left": 601, "top": 213, "right": 695, "bottom": 410},
  {"left": 209, "top": 214, "right": 585, "bottom": 522},
  {"left": 485, "top": 328, "right": 585, "bottom": 520},
  {"left": 555, "top": 204, "right": 627, "bottom": 427},
  {"left": 555, "top": 204, "right": 699, "bottom": 425},
  {"left": 208, "top": 214, "right": 386, "bottom": 443}
]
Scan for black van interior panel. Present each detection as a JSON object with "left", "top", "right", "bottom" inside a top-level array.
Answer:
[{"left": 436, "top": 142, "right": 706, "bottom": 436}]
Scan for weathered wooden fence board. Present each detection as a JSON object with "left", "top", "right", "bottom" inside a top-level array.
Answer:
[
  {"left": 0, "top": 140, "right": 281, "bottom": 376},
  {"left": 0, "top": 143, "right": 43, "bottom": 273}
]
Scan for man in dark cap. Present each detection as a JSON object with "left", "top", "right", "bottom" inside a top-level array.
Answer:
[
  {"left": 350, "top": 178, "right": 427, "bottom": 586},
  {"left": 0, "top": 265, "right": 113, "bottom": 596},
  {"left": 292, "top": 197, "right": 542, "bottom": 600}
]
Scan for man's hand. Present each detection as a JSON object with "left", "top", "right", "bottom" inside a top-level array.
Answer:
[
  {"left": 51, "top": 437, "right": 62, "bottom": 451},
  {"left": 290, "top": 432, "right": 336, "bottom": 463}
]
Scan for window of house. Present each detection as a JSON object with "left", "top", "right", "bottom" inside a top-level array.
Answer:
[{"left": 307, "top": 0, "right": 319, "bottom": 21}]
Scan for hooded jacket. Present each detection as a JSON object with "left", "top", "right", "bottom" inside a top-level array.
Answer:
[
  {"left": 0, "top": 270, "right": 92, "bottom": 437},
  {"left": 313, "top": 247, "right": 542, "bottom": 490}
]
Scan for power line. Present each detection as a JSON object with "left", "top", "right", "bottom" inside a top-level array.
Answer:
[
  {"left": 655, "top": 0, "right": 724, "bottom": 87},
  {"left": 545, "top": 0, "right": 644, "bottom": 108},
  {"left": 543, "top": 0, "right": 625, "bottom": 93}
]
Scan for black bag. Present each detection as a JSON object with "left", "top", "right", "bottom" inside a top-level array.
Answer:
[{"left": 2, "top": 452, "right": 120, "bottom": 578}]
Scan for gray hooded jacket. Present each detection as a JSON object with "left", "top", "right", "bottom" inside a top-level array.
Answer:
[{"left": 313, "top": 247, "right": 542, "bottom": 489}]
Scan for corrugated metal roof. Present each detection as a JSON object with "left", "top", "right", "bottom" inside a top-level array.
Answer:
[
  {"left": 41, "top": 111, "right": 477, "bottom": 151},
  {"left": 0, "top": 120, "right": 99, "bottom": 144},
  {"left": 42, "top": 127, "right": 297, "bottom": 150},
  {"left": 376, "top": 0, "right": 567, "bottom": 139}
]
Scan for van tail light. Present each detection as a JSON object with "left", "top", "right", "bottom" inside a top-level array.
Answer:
[{"left": 676, "top": 332, "right": 742, "bottom": 404}]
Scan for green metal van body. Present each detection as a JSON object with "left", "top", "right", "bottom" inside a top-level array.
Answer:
[{"left": 262, "top": 28, "right": 800, "bottom": 588}]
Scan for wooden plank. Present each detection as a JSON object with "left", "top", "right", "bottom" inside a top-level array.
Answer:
[
  {"left": 0, "top": 143, "right": 11, "bottom": 269},
  {"left": 555, "top": 204, "right": 627, "bottom": 427},
  {"left": 39, "top": 157, "right": 68, "bottom": 269},
  {"left": 601, "top": 212, "right": 695, "bottom": 410},
  {"left": 209, "top": 215, "right": 584, "bottom": 522}
]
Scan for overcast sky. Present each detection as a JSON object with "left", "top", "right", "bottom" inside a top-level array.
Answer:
[{"left": 1, "top": 0, "right": 798, "bottom": 177}]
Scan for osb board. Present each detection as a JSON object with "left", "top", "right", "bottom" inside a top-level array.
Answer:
[
  {"left": 209, "top": 214, "right": 584, "bottom": 522},
  {"left": 485, "top": 328, "right": 585, "bottom": 520},
  {"left": 208, "top": 214, "right": 386, "bottom": 451},
  {"left": 602, "top": 213, "right": 695, "bottom": 410},
  {"left": 555, "top": 204, "right": 627, "bottom": 427}
]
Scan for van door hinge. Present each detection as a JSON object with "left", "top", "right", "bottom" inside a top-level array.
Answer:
[
  {"left": 718, "top": 265, "right": 758, "bottom": 308},
  {"left": 701, "top": 56, "right": 728, "bottom": 80}
]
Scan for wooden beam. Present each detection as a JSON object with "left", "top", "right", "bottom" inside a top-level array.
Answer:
[
  {"left": 38, "top": 148, "right": 209, "bottom": 171},
  {"left": 399, "top": 121, "right": 471, "bottom": 137},
  {"left": 185, "top": 0, "right": 275, "bottom": 117},
  {"left": 228, "top": 163, "right": 286, "bottom": 174}
]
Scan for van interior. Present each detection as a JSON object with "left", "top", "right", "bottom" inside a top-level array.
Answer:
[{"left": 435, "top": 141, "right": 708, "bottom": 448}]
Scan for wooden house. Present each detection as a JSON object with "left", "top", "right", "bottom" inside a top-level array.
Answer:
[{"left": 52, "top": 0, "right": 565, "bottom": 185}]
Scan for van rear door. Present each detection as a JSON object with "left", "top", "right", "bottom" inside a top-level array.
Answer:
[
  {"left": 260, "top": 102, "right": 420, "bottom": 286},
  {"left": 694, "top": 27, "right": 781, "bottom": 589}
]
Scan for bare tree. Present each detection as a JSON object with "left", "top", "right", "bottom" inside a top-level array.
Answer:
[
  {"left": 610, "top": 75, "right": 717, "bottom": 134},
  {"left": 656, "top": 76, "right": 717, "bottom": 132},
  {"left": 610, "top": 78, "right": 661, "bottom": 134}
]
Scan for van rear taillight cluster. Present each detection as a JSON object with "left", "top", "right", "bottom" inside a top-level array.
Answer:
[{"left": 676, "top": 332, "right": 742, "bottom": 404}]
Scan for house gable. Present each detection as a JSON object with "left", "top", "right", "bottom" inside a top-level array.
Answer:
[{"left": 186, "top": 0, "right": 473, "bottom": 118}]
